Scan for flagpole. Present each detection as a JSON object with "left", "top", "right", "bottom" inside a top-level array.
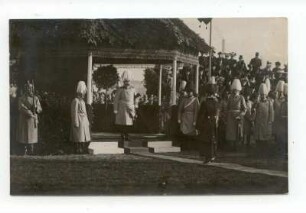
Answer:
[{"left": 209, "top": 20, "right": 213, "bottom": 79}]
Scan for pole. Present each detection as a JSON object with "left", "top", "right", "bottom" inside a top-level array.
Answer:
[
  {"left": 208, "top": 20, "right": 213, "bottom": 79},
  {"left": 195, "top": 64, "right": 199, "bottom": 94},
  {"left": 87, "top": 51, "right": 93, "bottom": 105},
  {"left": 158, "top": 65, "right": 163, "bottom": 106},
  {"left": 172, "top": 58, "right": 177, "bottom": 105},
  {"left": 222, "top": 39, "right": 225, "bottom": 53}
]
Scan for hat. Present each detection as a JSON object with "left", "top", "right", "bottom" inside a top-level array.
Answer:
[
  {"left": 231, "top": 79, "right": 242, "bottom": 91},
  {"left": 265, "top": 78, "right": 271, "bottom": 93},
  {"left": 259, "top": 83, "right": 268, "bottom": 95},
  {"left": 284, "top": 83, "right": 288, "bottom": 96},
  {"left": 275, "top": 80, "right": 285, "bottom": 92},
  {"left": 121, "top": 70, "right": 132, "bottom": 82},
  {"left": 76, "top": 81, "right": 87, "bottom": 95}
]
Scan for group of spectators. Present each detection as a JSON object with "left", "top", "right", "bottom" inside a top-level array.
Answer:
[{"left": 174, "top": 52, "right": 288, "bottom": 162}]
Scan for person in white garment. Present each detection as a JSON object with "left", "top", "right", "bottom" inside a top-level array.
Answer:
[{"left": 70, "top": 81, "right": 91, "bottom": 154}]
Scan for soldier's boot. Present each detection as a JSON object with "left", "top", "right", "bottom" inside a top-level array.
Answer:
[{"left": 29, "top": 144, "right": 35, "bottom": 155}]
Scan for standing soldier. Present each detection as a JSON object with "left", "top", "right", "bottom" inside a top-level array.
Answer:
[
  {"left": 278, "top": 83, "right": 288, "bottom": 158},
  {"left": 196, "top": 77, "right": 219, "bottom": 163},
  {"left": 273, "top": 80, "right": 286, "bottom": 153},
  {"left": 16, "top": 81, "right": 42, "bottom": 155},
  {"left": 253, "top": 83, "right": 274, "bottom": 157},
  {"left": 178, "top": 85, "right": 200, "bottom": 149},
  {"left": 243, "top": 89, "right": 254, "bottom": 150},
  {"left": 249, "top": 52, "right": 262, "bottom": 75},
  {"left": 114, "top": 71, "right": 136, "bottom": 142},
  {"left": 70, "top": 81, "right": 91, "bottom": 154},
  {"left": 226, "top": 78, "right": 247, "bottom": 151}
]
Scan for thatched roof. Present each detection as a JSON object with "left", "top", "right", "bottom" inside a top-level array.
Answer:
[{"left": 10, "top": 19, "right": 210, "bottom": 57}]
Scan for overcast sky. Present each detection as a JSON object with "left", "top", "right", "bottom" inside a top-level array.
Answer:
[
  {"left": 183, "top": 18, "right": 288, "bottom": 66},
  {"left": 111, "top": 18, "right": 288, "bottom": 82}
]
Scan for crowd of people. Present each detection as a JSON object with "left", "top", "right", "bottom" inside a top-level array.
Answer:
[
  {"left": 10, "top": 52, "right": 288, "bottom": 162},
  {"left": 176, "top": 52, "right": 288, "bottom": 163}
]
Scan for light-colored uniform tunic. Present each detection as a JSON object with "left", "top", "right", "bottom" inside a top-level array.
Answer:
[
  {"left": 178, "top": 96, "right": 200, "bottom": 135},
  {"left": 254, "top": 100, "right": 274, "bottom": 141},
  {"left": 70, "top": 98, "right": 91, "bottom": 142},
  {"left": 16, "top": 95, "right": 42, "bottom": 144},
  {"left": 225, "top": 94, "right": 247, "bottom": 141},
  {"left": 113, "top": 86, "right": 135, "bottom": 126}
]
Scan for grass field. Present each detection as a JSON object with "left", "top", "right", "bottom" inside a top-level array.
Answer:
[{"left": 10, "top": 154, "right": 288, "bottom": 195}]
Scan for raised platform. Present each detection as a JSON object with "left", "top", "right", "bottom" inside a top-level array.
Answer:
[{"left": 89, "top": 132, "right": 180, "bottom": 155}]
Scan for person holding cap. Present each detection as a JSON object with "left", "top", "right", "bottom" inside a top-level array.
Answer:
[
  {"left": 70, "top": 81, "right": 91, "bottom": 154},
  {"left": 113, "top": 71, "right": 136, "bottom": 142}
]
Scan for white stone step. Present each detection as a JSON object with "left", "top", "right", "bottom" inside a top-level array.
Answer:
[
  {"left": 147, "top": 141, "right": 173, "bottom": 148},
  {"left": 89, "top": 148, "right": 124, "bottom": 155},
  {"left": 88, "top": 142, "right": 124, "bottom": 154},
  {"left": 149, "top": 146, "right": 181, "bottom": 153},
  {"left": 89, "top": 142, "right": 119, "bottom": 149}
]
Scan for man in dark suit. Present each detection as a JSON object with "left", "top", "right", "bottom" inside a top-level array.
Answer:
[{"left": 249, "top": 52, "right": 262, "bottom": 75}]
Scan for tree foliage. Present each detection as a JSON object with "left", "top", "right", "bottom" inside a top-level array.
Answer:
[
  {"left": 92, "top": 65, "right": 119, "bottom": 90},
  {"left": 144, "top": 66, "right": 171, "bottom": 98}
]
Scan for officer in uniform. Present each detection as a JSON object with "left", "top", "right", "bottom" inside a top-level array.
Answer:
[
  {"left": 196, "top": 77, "right": 219, "bottom": 163},
  {"left": 113, "top": 71, "right": 136, "bottom": 142},
  {"left": 16, "top": 81, "right": 42, "bottom": 155}
]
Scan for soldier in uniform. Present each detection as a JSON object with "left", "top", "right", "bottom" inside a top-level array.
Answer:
[
  {"left": 278, "top": 83, "right": 288, "bottom": 158},
  {"left": 70, "top": 81, "right": 91, "bottom": 154},
  {"left": 253, "top": 83, "right": 274, "bottom": 157},
  {"left": 113, "top": 71, "right": 136, "bottom": 142},
  {"left": 196, "top": 77, "right": 219, "bottom": 163},
  {"left": 273, "top": 80, "right": 286, "bottom": 152},
  {"left": 249, "top": 52, "right": 262, "bottom": 75},
  {"left": 16, "top": 81, "right": 42, "bottom": 155},
  {"left": 236, "top": 55, "right": 247, "bottom": 77},
  {"left": 226, "top": 78, "right": 247, "bottom": 151},
  {"left": 178, "top": 84, "right": 200, "bottom": 149}
]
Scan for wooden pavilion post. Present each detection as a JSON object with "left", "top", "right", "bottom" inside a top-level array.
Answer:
[
  {"left": 158, "top": 65, "right": 163, "bottom": 106},
  {"left": 195, "top": 64, "right": 199, "bottom": 95},
  {"left": 87, "top": 51, "right": 93, "bottom": 105},
  {"left": 172, "top": 58, "right": 177, "bottom": 105}
]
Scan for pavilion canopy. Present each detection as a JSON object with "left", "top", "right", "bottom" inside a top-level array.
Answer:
[{"left": 10, "top": 19, "right": 210, "bottom": 58}]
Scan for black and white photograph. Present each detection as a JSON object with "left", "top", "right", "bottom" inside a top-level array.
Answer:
[
  {"left": 9, "top": 17, "right": 288, "bottom": 195},
  {"left": 2, "top": 0, "right": 306, "bottom": 212}
]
